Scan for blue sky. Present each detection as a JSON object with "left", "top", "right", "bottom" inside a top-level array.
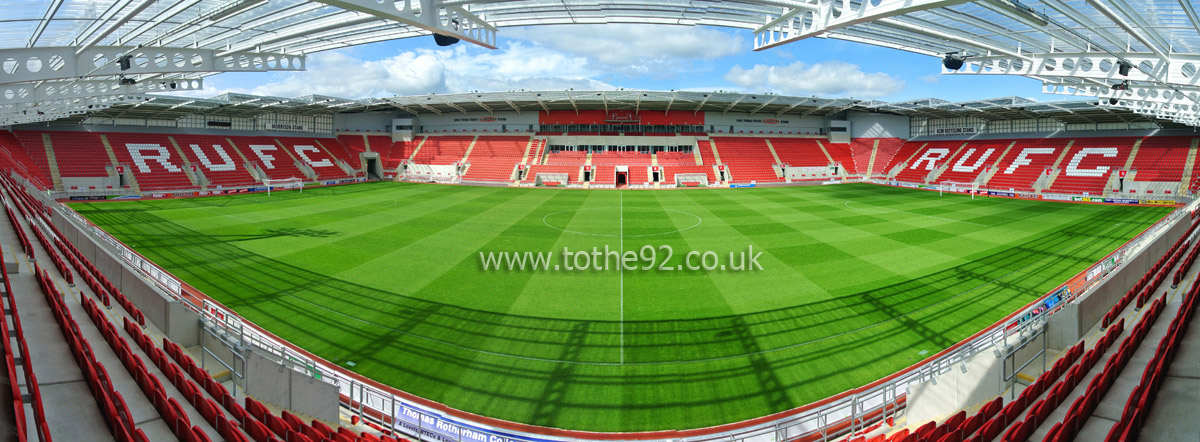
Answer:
[{"left": 201, "top": 24, "right": 1062, "bottom": 103}]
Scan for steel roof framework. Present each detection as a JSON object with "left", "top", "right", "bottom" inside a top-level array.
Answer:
[{"left": 0, "top": 0, "right": 1195, "bottom": 125}]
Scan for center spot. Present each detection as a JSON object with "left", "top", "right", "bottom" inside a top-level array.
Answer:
[{"left": 542, "top": 207, "right": 703, "bottom": 237}]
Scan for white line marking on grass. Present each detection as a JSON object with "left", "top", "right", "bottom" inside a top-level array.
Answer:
[{"left": 619, "top": 191, "right": 625, "bottom": 365}]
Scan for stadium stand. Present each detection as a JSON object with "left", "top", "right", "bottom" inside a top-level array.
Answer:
[
  {"left": 823, "top": 142, "right": 858, "bottom": 174},
  {"left": 770, "top": 138, "right": 828, "bottom": 167},
  {"left": 852, "top": 216, "right": 1200, "bottom": 442},
  {"left": 711, "top": 137, "right": 782, "bottom": 183},
  {"left": 879, "top": 140, "right": 928, "bottom": 177},
  {"left": 1048, "top": 138, "right": 1134, "bottom": 196},
  {"left": 868, "top": 138, "right": 905, "bottom": 176},
  {"left": 170, "top": 134, "right": 258, "bottom": 188},
  {"left": 328, "top": 136, "right": 365, "bottom": 171},
  {"left": 892, "top": 141, "right": 963, "bottom": 183},
  {"left": 1131, "top": 138, "right": 1191, "bottom": 182},
  {"left": 229, "top": 136, "right": 308, "bottom": 181},
  {"left": 275, "top": 137, "right": 352, "bottom": 181},
  {"left": 45, "top": 131, "right": 111, "bottom": 179},
  {"left": 0, "top": 172, "right": 414, "bottom": 442},
  {"left": 986, "top": 138, "right": 1072, "bottom": 192},
  {"left": 591, "top": 151, "right": 652, "bottom": 166},
  {"left": 462, "top": 136, "right": 527, "bottom": 181},
  {"left": 0, "top": 132, "right": 52, "bottom": 189},
  {"left": 656, "top": 151, "right": 695, "bottom": 166},
  {"left": 411, "top": 136, "right": 472, "bottom": 165},
  {"left": 933, "top": 140, "right": 1011, "bottom": 185},
  {"left": 545, "top": 150, "right": 587, "bottom": 166},
  {"left": 105, "top": 132, "right": 195, "bottom": 191}
]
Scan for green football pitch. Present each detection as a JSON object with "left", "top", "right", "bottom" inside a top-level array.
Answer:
[{"left": 70, "top": 182, "right": 1172, "bottom": 432}]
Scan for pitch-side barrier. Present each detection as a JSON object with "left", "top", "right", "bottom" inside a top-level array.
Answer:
[{"left": 24, "top": 172, "right": 1199, "bottom": 442}]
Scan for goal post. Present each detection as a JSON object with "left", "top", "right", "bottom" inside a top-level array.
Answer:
[
  {"left": 263, "top": 177, "right": 304, "bottom": 196},
  {"left": 939, "top": 181, "right": 980, "bottom": 199}
]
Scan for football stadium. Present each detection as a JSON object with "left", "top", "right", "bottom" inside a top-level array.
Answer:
[{"left": 2, "top": 1, "right": 1200, "bottom": 442}]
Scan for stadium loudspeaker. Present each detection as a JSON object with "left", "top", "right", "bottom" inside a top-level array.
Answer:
[
  {"left": 1118, "top": 61, "right": 1132, "bottom": 76},
  {"left": 118, "top": 55, "right": 132, "bottom": 71},
  {"left": 433, "top": 34, "right": 460, "bottom": 46},
  {"left": 943, "top": 55, "right": 965, "bottom": 70},
  {"left": 1109, "top": 98, "right": 1120, "bottom": 105}
]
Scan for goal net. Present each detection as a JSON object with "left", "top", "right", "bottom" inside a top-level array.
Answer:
[
  {"left": 939, "top": 181, "right": 980, "bottom": 198},
  {"left": 263, "top": 177, "right": 304, "bottom": 196}
]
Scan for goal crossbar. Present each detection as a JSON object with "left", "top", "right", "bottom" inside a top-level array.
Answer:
[{"left": 264, "top": 177, "right": 304, "bottom": 196}]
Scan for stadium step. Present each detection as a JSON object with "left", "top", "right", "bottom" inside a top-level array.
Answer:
[
  {"left": 223, "top": 137, "right": 265, "bottom": 183},
  {"left": 519, "top": 138, "right": 534, "bottom": 165},
  {"left": 693, "top": 139, "right": 705, "bottom": 165},
  {"left": 1123, "top": 138, "right": 1144, "bottom": 171},
  {"left": 1038, "top": 140, "right": 1076, "bottom": 192},
  {"left": 100, "top": 135, "right": 140, "bottom": 192},
  {"left": 815, "top": 138, "right": 836, "bottom": 164},
  {"left": 406, "top": 136, "right": 428, "bottom": 161},
  {"left": 40, "top": 132, "right": 64, "bottom": 191},
  {"left": 1180, "top": 139, "right": 1198, "bottom": 191},
  {"left": 459, "top": 135, "right": 480, "bottom": 164},
  {"left": 866, "top": 139, "right": 880, "bottom": 176},
  {"left": 764, "top": 138, "right": 785, "bottom": 165},
  {"left": 166, "top": 136, "right": 202, "bottom": 188},
  {"left": 978, "top": 141, "right": 1017, "bottom": 187}
]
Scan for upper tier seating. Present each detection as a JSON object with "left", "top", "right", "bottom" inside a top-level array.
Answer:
[
  {"left": 712, "top": 137, "right": 781, "bottom": 183},
  {"left": 462, "top": 137, "right": 528, "bottom": 181},
  {"left": 104, "top": 132, "right": 195, "bottom": 191}
]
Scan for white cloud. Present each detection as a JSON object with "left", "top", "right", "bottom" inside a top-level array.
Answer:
[
  {"left": 724, "top": 61, "right": 903, "bottom": 98},
  {"left": 506, "top": 24, "right": 745, "bottom": 75},
  {"left": 189, "top": 42, "right": 617, "bottom": 100},
  {"left": 919, "top": 75, "right": 940, "bottom": 84},
  {"left": 248, "top": 51, "right": 446, "bottom": 98}
]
